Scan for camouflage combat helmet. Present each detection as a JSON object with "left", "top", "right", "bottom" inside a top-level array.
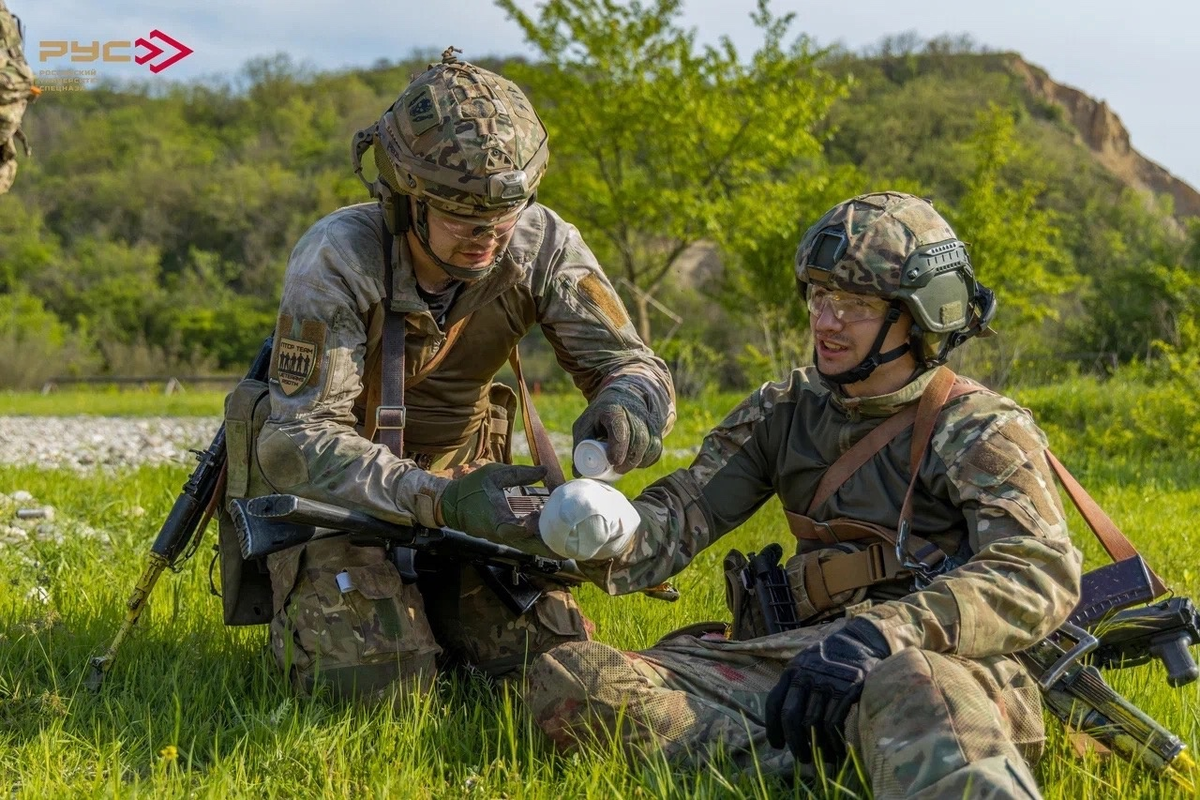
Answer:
[
  {"left": 352, "top": 47, "right": 548, "bottom": 238},
  {"left": 795, "top": 191, "right": 996, "bottom": 380}
]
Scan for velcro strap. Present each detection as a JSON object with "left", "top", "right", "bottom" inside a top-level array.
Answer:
[
  {"left": 786, "top": 510, "right": 894, "bottom": 545},
  {"left": 821, "top": 544, "right": 904, "bottom": 595},
  {"left": 803, "top": 544, "right": 906, "bottom": 613},
  {"left": 803, "top": 557, "right": 835, "bottom": 613}
]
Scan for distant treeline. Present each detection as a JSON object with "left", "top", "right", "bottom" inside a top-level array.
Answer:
[{"left": 1, "top": 13, "right": 1197, "bottom": 393}]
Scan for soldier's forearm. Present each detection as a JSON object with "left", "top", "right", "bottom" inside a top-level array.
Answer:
[{"left": 862, "top": 535, "right": 1081, "bottom": 657}]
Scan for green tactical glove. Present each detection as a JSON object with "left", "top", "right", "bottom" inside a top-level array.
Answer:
[
  {"left": 572, "top": 385, "right": 663, "bottom": 474},
  {"left": 438, "top": 462, "right": 548, "bottom": 542}
]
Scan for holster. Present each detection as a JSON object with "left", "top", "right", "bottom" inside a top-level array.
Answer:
[{"left": 215, "top": 377, "right": 275, "bottom": 626}]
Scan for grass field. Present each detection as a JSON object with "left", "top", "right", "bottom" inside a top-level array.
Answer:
[{"left": 1, "top": 384, "right": 1198, "bottom": 798}]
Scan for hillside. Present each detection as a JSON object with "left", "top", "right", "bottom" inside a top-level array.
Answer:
[
  {"left": 1006, "top": 56, "right": 1200, "bottom": 220},
  {"left": 824, "top": 50, "right": 1200, "bottom": 221},
  {"left": 1, "top": 48, "right": 1197, "bottom": 390}
]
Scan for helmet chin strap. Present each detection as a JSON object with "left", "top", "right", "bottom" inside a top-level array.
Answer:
[
  {"left": 819, "top": 301, "right": 912, "bottom": 386},
  {"left": 412, "top": 200, "right": 502, "bottom": 282}
]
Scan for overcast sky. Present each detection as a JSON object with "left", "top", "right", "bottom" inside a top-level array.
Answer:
[{"left": 20, "top": 0, "right": 1200, "bottom": 189}]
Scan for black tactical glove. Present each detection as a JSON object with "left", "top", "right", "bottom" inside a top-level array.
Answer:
[
  {"left": 438, "top": 463, "right": 547, "bottom": 542},
  {"left": 572, "top": 385, "right": 663, "bottom": 474},
  {"left": 764, "top": 617, "right": 892, "bottom": 764}
]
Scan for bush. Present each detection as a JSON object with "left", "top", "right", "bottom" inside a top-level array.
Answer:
[{"left": 0, "top": 291, "right": 97, "bottom": 389}]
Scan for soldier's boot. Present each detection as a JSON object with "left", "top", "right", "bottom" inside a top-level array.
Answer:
[{"left": 849, "top": 648, "right": 1044, "bottom": 799}]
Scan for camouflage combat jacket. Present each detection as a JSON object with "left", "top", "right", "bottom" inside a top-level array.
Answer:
[
  {"left": 587, "top": 366, "right": 1082, "bottom": 659},
  {"left": 0, "top": 0, "right": 35, "bottom": 195},
  {"left": 258, "top": 201, "right": 675, "bottom": 527}
]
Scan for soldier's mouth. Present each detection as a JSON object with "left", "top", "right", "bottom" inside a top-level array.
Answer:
[{"left": 817, "top": 338, "right": 850, "bottom": 355}]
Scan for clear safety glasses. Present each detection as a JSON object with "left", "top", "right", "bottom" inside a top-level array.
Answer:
[
  {"left": 807, "top": 286, "right": 891, "bottom": 323},
  {"left": 427, "top": 204, "right": 525, "bottom": 242}
]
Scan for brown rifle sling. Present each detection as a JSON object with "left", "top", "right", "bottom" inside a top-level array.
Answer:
[
  {"left": 509, "top": 346, "right": 566, "bottom": 489},
  {"left": 1046, "top": 451, "right": 1168, "bottom": 597}
]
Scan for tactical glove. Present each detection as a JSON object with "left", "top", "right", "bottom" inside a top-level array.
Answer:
[
  {"left": 438, "top": 463, "right": 547, "bottom": 542},
  {"left": 764, "top": 616, "right": 891, "bottom": 764},
  {"left": 572, "top": 385, "right": 663, "bottom": 474}
]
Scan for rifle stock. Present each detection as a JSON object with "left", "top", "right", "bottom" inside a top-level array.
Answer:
[{"left": 233, "top": 493, "right": 680, "bottom": 604}]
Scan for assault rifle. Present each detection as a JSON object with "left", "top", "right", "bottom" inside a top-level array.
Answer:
[
  {"left": 86, "top": 337, "right": 275, "bottom": 691},
  {"left": 740, "top": 550, "right": 1198, "bottom": 790},
  {"left": 230, "top": 493, "right": 680, "bottom": 614}
]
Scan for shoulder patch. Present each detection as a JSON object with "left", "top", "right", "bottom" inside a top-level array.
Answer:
[
  {"left": 579, "top": 273, "right": 630, "bottom": 331},
  {"left": 273, "top": 314, "right": 326, "bottom": 396}
]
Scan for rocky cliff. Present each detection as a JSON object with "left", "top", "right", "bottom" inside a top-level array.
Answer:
[{"left": 1007, "top": 56, "right": 1200, "bottom": 220}]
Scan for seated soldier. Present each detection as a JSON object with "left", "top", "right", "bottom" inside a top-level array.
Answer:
[{"left": 519, "top": 192, "right": 1082, "bottom": 799}]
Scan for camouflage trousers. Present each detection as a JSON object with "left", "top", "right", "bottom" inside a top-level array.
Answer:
[
  {"left": 524, "top": 619, "right": 1046, "bottom": 799},
  {"left": 267, "top": 536, "right": 590, "bottom": 704}
]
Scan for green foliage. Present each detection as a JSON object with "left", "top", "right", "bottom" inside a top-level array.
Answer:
[
  {"left": 498, "top": 0, "right": 847, "bottom": 342},
  {"left": 653, "top": 336, "right": 722, "bottom": 398},
  {"left": 1, "top": 28, "right": 1197, "bottom": 389},
  {"left": 1065, "top": 191, "right": 1200, "bottom": 365},
  {"left": 0, "top": 290, "right": 96, "bottom": 389},
  {"left": 945, "top": 104, "right": 1076, "bottom": 328},
  {"left": 1015, "top": 371, "right": 1200, "bottom": 462}
]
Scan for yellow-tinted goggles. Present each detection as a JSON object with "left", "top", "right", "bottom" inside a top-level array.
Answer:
[{"left": 807, "top": 286, "right": 890, "bottom": 323}]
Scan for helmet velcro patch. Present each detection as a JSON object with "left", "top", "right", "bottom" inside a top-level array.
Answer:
[{"left": 406, "top": 86, "right": 439, "bottom": 136}]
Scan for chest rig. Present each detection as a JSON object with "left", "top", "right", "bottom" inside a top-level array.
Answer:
[
  {"left": 366, "top": 227, "right": 565, "bottom": 483},
  {"left": 781, "top": 366, "right": 1166, "bottom": 622}
]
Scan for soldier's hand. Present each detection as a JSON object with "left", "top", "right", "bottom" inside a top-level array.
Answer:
[
  {"left": 764, "top": 617, "right": 891, "bottom": 764},
  {"left": 572, "top": 385, "right": 663, "bottom": 474},
  {"left": 439, "top": 462, "right": 547, "bottom": 541}
]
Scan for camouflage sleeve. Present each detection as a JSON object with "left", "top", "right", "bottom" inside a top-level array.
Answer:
[
  {"left": 533, "top": 215, "right": 676, "bottom": 436},
  {"left": 0, "top": 0, "right": 36, "bottom": 195},
  {"left": 857, "top": 400, "right": 1083, "bottom": 659},
  {"left": 577, "top": 385, "right": 779, "bottom": 593},
  {"left": 256, "top": 212, "right": 448, "bottom": 527}
]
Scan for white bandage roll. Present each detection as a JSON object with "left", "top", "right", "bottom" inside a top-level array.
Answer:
[{"left": 538, "top": 478, "right": 640, "bottom": 560}]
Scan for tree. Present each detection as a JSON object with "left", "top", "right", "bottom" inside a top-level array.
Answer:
[
  {"left": 497, "top": 0, "right": 847, "bottom": 342},
  {"left": 946, "top": 104, "right": 1075, "bottom": 329}
]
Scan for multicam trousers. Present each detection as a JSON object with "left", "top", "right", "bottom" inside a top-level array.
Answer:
[
  {"left": 523, "top": 619, "right": 1046, "bottom": 799},
  {"left": 268, "top": 536, "right": 590, "bottom": 702}
]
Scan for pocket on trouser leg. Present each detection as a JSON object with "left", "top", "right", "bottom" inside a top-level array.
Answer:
[
  {"left": 270, "top": 545, "right": 441, "bottom": 703},
  {"left": 430, "top": 565, "right": 591, "bottom": 677}
]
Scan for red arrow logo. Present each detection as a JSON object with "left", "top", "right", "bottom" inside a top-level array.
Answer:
[{"left": 133, "top": 30, "right": 193, "bottom": 73}]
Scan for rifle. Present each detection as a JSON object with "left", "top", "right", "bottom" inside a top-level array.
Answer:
[
  {"left": 739, "top": 550, "right": 1198, "bottom": 790},
  {"left": 230, "top": 493, "right": 680, "bottom": 615},
  {"left": 86, "top": 337, "right": 275, "bottom": 691}
]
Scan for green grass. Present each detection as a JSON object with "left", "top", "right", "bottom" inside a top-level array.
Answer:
[
  {"left": 0, "top": 389, "right": 229, "bottom": 417},
  {"left": 1, "top": 385, "right": 1199, "bottom": 797}
]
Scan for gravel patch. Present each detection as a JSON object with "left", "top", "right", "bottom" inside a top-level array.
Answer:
[
  {"left": 0, "top": 416, "right": 594, "bottom": 472},
  {"left": 0, "top": 416, "right": 222, "bottom": 472},
  {"left": 0, "top": 416, "right": 691, "bottom": 472}
]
